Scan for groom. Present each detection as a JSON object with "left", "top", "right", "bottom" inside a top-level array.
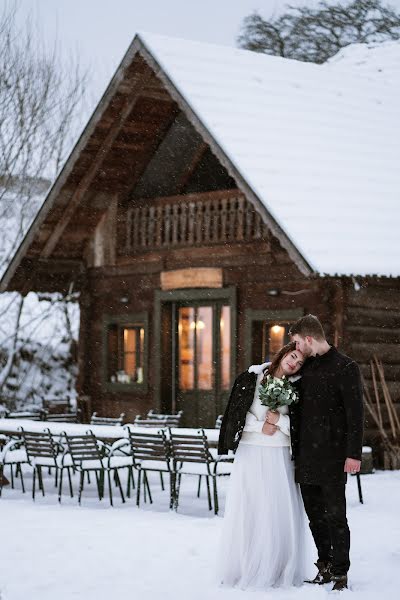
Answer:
[{"left": 289, "top": 314, "right": 364, "bottom": 592}]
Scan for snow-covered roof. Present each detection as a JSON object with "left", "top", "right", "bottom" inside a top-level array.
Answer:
[{"left": 139, "top": 34, "right": 400, "bottom": 277}]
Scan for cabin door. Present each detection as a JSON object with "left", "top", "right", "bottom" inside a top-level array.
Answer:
[{"left": 168, "top": 301, "right": 231, "bottom": 427}]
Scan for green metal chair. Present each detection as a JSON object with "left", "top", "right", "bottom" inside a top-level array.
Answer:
[
  {"left": 64, "top": 430, "right": 131, "bottom": 506},
  {"left": 125, "top": 427, "right": 173, "bottom": 508},
  {"left": 169, "top": 428, "right": 232, "bottom": 515}
]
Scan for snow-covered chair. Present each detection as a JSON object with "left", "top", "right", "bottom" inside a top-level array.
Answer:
[
  {"left": 0, "top": 436, "right": 29, "bottom": 495},
  {"left": 21, "top": 427, "right": 69, "bottom": 500},
  {"left": 125, "top": 427, "right": 172, "bottom": 508},
  {"left": 90, "top": 412, "right": 125, "bottom": 426},
  {"left": 169, "top": 428, "right": 232, "bottom": 515},
  {"left": 43, "top": 411, "right": 80, "bottom": 423},
  {"left": 64, "top": 431, "right": 131, "bottom": 506},
  {"left": 7, "top": 409, "right": 46, "bottom": 421},
  {"left": 147, "top": 410, "right": 183, "bottom": 427}
]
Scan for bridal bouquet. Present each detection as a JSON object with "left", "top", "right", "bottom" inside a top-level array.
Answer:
[{"left": 258, "top": 375, "right": 299, "bottom": 411}]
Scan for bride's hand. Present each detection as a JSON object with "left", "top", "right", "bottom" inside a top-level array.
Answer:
[
  {"left": 266, "top": 410, "right": 279, "bottom": 425},
  {"left": 262, "top": 421, "right": 278, "bottom": 436}
]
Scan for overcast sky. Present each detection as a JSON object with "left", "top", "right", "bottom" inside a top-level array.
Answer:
[
  {"left": 18, "top": 1, "right": 400, "bottom": 93},
  {"left": 17, "top": 0, "right": 400, "bottom": 113},
  {"left": 15, "top": 1, "right": 331, "bottom": 99}
]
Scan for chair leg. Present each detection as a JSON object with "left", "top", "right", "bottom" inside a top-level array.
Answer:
[
  {"left": 114, "top": 469, "right": 125, "bottom": 504},
  {"left": 136, "top": 470, "right": 142, "bottom": 507},
  {"left": 95, "top": 471, "right": 102, "bottom": 500},
  {"left": 212, "top": 476, "right": 219, "bottom": 515},
  {"left": 54, "top": 467, "right": 58, "bottom": 488},
  {"left": 86, "top": 471, "right": 91, "bottom": 485},
  {"left": 78, "top": 471, "right": 84, "bottom": 505},
  {"left": 197, "top": 475, "right": 202, "bottom": 498},
  {"left": 19, "top": 465, "right": 25, "bottom": 493},
  {"left": 37, "top": 466, "right": 45, "bottom": 496},
  {"left": 107, "top": 469, "right": 114, "bottom": 507},
  {"left": 205, "top": 476, "right": 212, "bottom": 511},
  {"left": 356, "top": 473, "right": 363, "bottom": 504},
  {"left": 169, "top": 472, "right": 176, "bottom": 509},
  {"left": 159, "top": 472, "right": 165, "bottom": 491},
  {"left": 0, "top": 464, "right": 3, "bottom": 497},
  {"left": 130, "top": 467, "right": 135, "bottom": 490},
  {"left": 174, "top": 472, "right": 182, "bottom": 511},
  {"left": 67, "top": 467, "right": 74, "bottom": 498},
  {"left": 126, "top": 468, "right": 132, "bottom": 498},
  {"left": 144, "top": 471, "right": 152, "bottom": 504},
  {"left": 58, "top": 467, "right": 64, "bottom": 502},
  {"left": 100, "top": 470, "right": 105, "bottom": 498},
  {"left": 32, "top": 468, "right": 36, "bottom": 500},
  {"left": 10, "top": 464, "right": 14, "bottom": 488}
]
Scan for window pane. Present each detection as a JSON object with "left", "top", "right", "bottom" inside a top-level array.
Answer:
[
  {"left": 107, "top": 324, "right": 118, "bottom": 382},
  {"left": 220, "top": 305, "right": 231, "bottom": 390},
  {"left": 178, "top": 307, "right": 195, "bottom": 390},
  {"left": 123, "top": 328, "right": 137, "bottom": 379},
  {"left": 197, "top": 306, "right": 213, "bottom": 390},
  {"left": 268, "top": 324, "right": 287, "bottom": 359},
  {"left": 107, "top": 324, "right": 145, "bottom": 384}
]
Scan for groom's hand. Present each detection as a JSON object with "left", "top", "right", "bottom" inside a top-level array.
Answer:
[
  {"left": 344, "top": 457, "right": 361, "bottom": 474},
  {"left": 262, "top": 421, "right": 278, "bottom": 435}
]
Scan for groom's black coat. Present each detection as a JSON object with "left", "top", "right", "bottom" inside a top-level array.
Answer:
[
  {"left": 292, "top": 345, "right": 364, "bottom": 485},
  {"left": 217, "top": 368, "right": 299, "bottom": 456}
]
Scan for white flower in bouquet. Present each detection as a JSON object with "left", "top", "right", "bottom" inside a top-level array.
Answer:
[{"left": 259, "top": 374, "right": 299, "bottom": 411}]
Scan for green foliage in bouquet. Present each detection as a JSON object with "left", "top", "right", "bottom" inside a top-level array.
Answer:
[{"left": 259, "top": 375, "right": 299, "bottom": 411}]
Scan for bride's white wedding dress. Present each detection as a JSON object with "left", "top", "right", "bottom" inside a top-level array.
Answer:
[{"left": 216, "top": 364, "right": 313, "bottom": 590}]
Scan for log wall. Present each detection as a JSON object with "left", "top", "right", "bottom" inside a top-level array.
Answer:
[
  {"left": 77, "top": 189, "right": 400, "bottom": 456},
  {"left": 341, "top": 278, "right": 400, "bottom": 450},
  {"left": 79, "top": 189, "right": 332, "bottom": 422}
]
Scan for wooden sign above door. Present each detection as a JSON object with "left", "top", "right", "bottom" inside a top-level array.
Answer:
[{"left": 160, "top": 268, "right": 223, "bottom": 290}]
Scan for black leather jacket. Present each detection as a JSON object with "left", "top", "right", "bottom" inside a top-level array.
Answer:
[{"left": 217, "top": 366, "right": 299, "bottom": 456}]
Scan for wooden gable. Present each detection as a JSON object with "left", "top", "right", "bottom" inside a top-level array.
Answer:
[{"left": 1, "top": 36, "right": 312, "bottom": 295}]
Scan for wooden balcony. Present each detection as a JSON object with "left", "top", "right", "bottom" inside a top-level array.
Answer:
[{"left": 125, "top": 189, "right": 270, "bottom": 253}]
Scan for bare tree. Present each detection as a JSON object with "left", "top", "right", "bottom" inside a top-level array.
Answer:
[
  {"left": 0, "top": 2, "right": 88, "bottom": 407},
  {"left": 0, "top": 2, "right": 88, "bottom": 271},
  {"left": 238, "top": 0, "right": 400, "bottom": 64}
]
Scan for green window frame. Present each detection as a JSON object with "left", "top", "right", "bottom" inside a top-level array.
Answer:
[
  {"left": 102, "top": 312, "right": 149, "bottom": 393},
  {"left": 244, "top": 308, "right": 304, "bottom": 367}
]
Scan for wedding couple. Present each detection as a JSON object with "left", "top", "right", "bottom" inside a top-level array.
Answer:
[{"left": 217, "top": 314, "right": 364, "bottom": 592}]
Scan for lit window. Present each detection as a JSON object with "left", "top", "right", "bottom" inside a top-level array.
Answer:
[
  {"left": 220, "top": 306, "right": 231, "bottom": 390},
  {"left": 264, "top": 323, "right": 291, "bottom": 360},
  {"left": 106, "top": 321, "right": 146, "bottom": 385}
]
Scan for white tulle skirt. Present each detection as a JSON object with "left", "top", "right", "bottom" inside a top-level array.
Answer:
[{"left": 216, "top": 443, "right": 313, "bottom": 590}]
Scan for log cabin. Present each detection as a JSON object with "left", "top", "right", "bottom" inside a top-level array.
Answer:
[{"left": 1, "top": 34, "right": 399, "bottom": 456}]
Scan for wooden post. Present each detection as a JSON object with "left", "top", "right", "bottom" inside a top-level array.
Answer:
[{"left": 333, "top": 279, "right": 345, "bottom": 348}]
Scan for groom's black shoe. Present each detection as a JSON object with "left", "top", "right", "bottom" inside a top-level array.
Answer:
[
  {"left": 305, "top": 560, "right": 332, "bottom": 584},
  {"left": 331, "top": 575, "right": 348, "bottom": 591}
]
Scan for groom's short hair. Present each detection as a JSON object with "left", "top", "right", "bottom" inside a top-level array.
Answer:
[{"left": 289, "top": 314, "right": 326, "bottom": 341}]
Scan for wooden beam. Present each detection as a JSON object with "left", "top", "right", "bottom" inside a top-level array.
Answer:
[
  {"left": 141, "top": 90, "right": 171, "bottom": 101},
  {"left": 40, "top": 71, "right": 153, "bottom": 259},
  {"left": 176, "top": 141, "right": 207, "bottom": 193}
]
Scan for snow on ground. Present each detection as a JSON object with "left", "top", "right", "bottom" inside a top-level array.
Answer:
[{"left": 0, "top": 466, "right": 399, "bottom": 600}]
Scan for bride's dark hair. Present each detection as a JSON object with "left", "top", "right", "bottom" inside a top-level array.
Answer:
[{"left": 261, "top": 341, "right": 297, "bottom": 383}]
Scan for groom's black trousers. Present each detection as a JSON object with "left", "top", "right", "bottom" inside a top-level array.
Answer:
[{"left": 300, "top": 483, "right": 350, "bottom": 576}]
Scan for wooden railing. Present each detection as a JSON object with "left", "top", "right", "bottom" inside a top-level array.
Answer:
[{"left": 126, "top": 190, "right": 269, "bottom": 252}]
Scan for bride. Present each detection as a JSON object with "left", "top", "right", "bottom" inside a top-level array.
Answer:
[{"left": 217, "top": 341, "right": 312, "bottom": 589}]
